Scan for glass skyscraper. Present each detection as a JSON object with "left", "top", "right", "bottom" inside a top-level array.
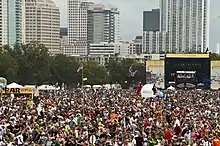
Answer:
[
  {"left": 160, "top": 0, "right": 167, "bottom": 32},
  {"left": 0, "top": 0, "right": 22, "bottom": 47},
  {"left": 160, "top": 0, "right": 210, "bottom": 53}
]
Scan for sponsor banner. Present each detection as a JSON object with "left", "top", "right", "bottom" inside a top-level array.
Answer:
[
  {"left": 2, "top": 88, "right": 33, "bottom": 94},
  {"left": 166, "top": 54, "right": 209, "bottom": 58}
]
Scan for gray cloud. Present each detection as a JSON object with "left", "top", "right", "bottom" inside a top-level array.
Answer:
[{"left": 54, "top": 0, "right": 219, "bottom": 51}]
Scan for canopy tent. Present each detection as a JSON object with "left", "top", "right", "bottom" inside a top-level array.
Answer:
[
  {"left": 37, "top": 85, "right": 59, "bottom": 90},
  {"left": 7, "top": 82, "right": 24, "bottom": 88},
  {"left": 141, "top": 84, "right": 155, "bottom": 98},
  {"left": 92, "top": 85, "right": 102, "bottom": 89},
  {"left": 4, "top": 82, "right": 33, "bottom": 95},
  {"left": 24, "top": 85, "right": 36, "bottom": 89}
]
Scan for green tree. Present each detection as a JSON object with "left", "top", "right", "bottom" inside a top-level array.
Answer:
[
  {"left": 51, "top": 54, "right": 79, "bottom": 87},
  {"left": 121, "top": 58, "right": 142, "bottom": 67},
  {"left": 6, "top": 42, "right": 52, "bottom": 85},
  {"left": 210, "top": 53, "right": 220, "bottom": 60},
  {"left": 0, "top": 46, "right": 18, "bottom": 83},
  {"left": 106, "top": 59, "right": 126, "bottom": 84},
  {"left": 83, "top": 61, "right": 108, "bottom": 85}
]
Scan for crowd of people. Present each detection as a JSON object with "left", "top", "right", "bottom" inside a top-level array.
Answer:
[{"left": 0, "top": 87, "right": 220, "bottom": 146}]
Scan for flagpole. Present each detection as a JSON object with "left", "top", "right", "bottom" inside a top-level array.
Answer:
[
  {"left": 81, "top": 63, "right": 85, "bottom": 120},
  {"left": 82, "top": 63, "right": 84, "bottom": 89}
]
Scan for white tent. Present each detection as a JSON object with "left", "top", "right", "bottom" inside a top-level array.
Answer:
[
  {"left": 141, "top": 84, "right": 155, "bottom": 98},
  {"left": 24, "top": 85, "right": 36, "bottom": 89},
  {"left": 37, "top": 85, "right": 59, "bottom": 90},
  {"left": 92, "top": 85, "right": 102, "bottom": 89},
  {"left": 7, "top": 82, "right": 24, "bottom": 88}
]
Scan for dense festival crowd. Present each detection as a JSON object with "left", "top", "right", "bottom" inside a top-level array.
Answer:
[{"left": 0, "top": 88, "right": 220, "bottom": 146}]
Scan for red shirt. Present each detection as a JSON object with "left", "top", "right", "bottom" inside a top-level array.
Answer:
[
  {"left": 212, "top": 139, "right": 220, "bottom": 146},
  {"left": 174, "top": 126, "right": 181, "bottom": 135},
  {"left": 165, "top": 130, "right": 173, "bottom": 141}
]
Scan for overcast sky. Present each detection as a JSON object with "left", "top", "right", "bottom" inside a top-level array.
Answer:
[{"left": 53, "top": 0, "right": 220, "bottom": 52}]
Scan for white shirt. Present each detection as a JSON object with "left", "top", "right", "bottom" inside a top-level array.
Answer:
[
  {"left": 131, "top": 138, "right": 136, "bottom": 146},
  {"left": 174, "top": 119, "right": 180, "bottom": 127},
  {"left": 7, "top": 142, "right": 13, "bottom": 146},
  {"left": 202, "top": 140, "right": 211, "bottom": 146},
  {"left": 184, "top": 131, "right": 191, "bottom": 141},
  {"left": 0, "top": 126, "right": 5, "bottom": 140},
  {"left": 16, "top": 134, "right": 23, "bottom": 145}
]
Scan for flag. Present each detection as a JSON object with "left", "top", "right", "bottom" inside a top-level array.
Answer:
[
  {"left": 83, "top": 78, "right": 87, "bottom": 81},
  {"left": 77, "top": 64, "right": 83, "bottom": 72},
  {"left": 129, "top": 66, "right": 137, "bottom": 77},
  {"left": 136, "top": 81, "right": 142, "bottom": 95}
]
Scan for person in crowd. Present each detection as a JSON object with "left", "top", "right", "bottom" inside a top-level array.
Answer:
[{"left": 0, "top": 88, "right": 219, "bottom": 145}]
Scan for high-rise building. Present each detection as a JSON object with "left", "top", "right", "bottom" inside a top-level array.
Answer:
[
  {"left": 142, "top": 9, "right": 163, "bottom": 53},
  {"left": 143, "top": 31, "right": 166, "bottom": 53},
  {"left": 162, "top": 0, "right": 210, "bottom": 53},
  {"left": 60, "top": 27, "right": 68, "bottom": 55},
  {"left": 23, "top": 0, "right": 60, "bottom": 55},
  {"left": 0, "top": 1, "right": 2, "bottom": 46},
  {"left": 68, "top": 0, "right": 94, "bottom": 55},
  {"left": 87, "top": 3, "right": 120, "bottom": 44},
  {"left": 143, "top": 9, "right": 160, "bottom": 32},
  {"left": 159, "top": 0, "right": 167, "bottom": 32},
  {"left": 130, "top": 36, "right": 143, "bottom": 55},
  {"left": 60, "top": 27, "right": 68, "bottom": 38},
  {"left": 0, "top": 0, "right": 22, "bottom": 47}
]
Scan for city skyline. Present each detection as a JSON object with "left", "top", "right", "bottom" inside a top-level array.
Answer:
[{"left": 54, "top": 0, "right": 220, "bottom": 52}]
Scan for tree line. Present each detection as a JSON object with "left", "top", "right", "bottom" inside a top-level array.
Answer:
[{"left": 0, "top": 43, "right": 145, "bottom": 88}]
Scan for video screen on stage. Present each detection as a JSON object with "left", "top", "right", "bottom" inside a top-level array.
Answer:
[{"left": 165, "top": 54, "right": 211, "bottom": 89}]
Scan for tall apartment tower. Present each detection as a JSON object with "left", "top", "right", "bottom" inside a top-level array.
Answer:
[
  {"left": 23, "top": 0, "right": 60, "bottom": 55},
  {"left": 0, "top": 0, "right": 22, "bottom": 47},
  {"left": 143, "top": 9, "right": 160, "bottom": 32},
  {"left": 142, "top": 9, "right": 165, "bottom": 53},
  {"left": 68, "top": 0, "right": 94, "bottom": 55},
  {"left": 0, "top": 1, "right": 2, "bottom": 46},
  {"left": 162, "top": 0, "right": 210, "bottom": 53},
  {"left": 159, "top": 0, "right": 167, "bottom": 32},
  {"left": 87, "top": 3, "right": 120, "bottom": 44}
]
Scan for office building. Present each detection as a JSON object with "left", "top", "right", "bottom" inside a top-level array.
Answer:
[
  {"left": 130, "top": 36, "right": 143, "bottom": 55},
  {"left": 163, "top": 0, "right": 210, "bottom": 52},
  {"left": 0, "top": 0, "right": 22, "bottom": 47},
  {"left": 60, "top": 27, "right": 68, "bottom": 38},
  {"left": 143, "top": 9, "right": 160, "bottom": 32},
  {"left": 88, "top": 41, "right": 130, "bottom": 57},
  {"left": 0, "top": 1, "right": 2, "bottom": 46},
  {"left": 118, "top": 40, "right": 131, "bottom": 57},
  {"left": 68, "top": 0, "right": 93, "bottom": 55},
  {"left": 134, "top": 36, "right": 143, "bottom": 54},
  {"left": 87, "top": 3, "right": 120, "bottom": 44},
  {"left": 143, "top": 31, "right": 166, "bottom": 53},
  {"left": 23, "top": 0, "right": 60, "bottom": 55},
  {"left": 89, "top": 42, "right": 116, "bottom": 56},
  {"left": 159, "top": 0, "right": 167, "bottom": 32},
  {"left": 60, "top": 27, "right": 68, "bottom": 53},
  {"left": 143, "top": 9, "right": 164, "bottom": 53}
]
